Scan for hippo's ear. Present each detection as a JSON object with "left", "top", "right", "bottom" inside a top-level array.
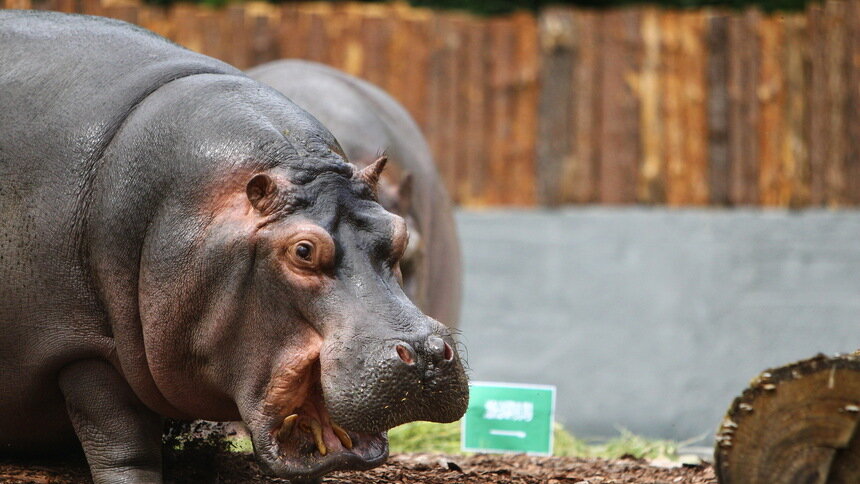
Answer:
[
  {"left": 246, "top": 174, "right": 278, "bottom": 214},
  {"left": 356, "top": 155, "right": 388, "bottom": 197}
]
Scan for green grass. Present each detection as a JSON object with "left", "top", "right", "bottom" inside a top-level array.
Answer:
[
  {"left": 226, "top": 436, "right": 255, "bottom": 454},
  {"left": 387, "top": 420, "right": 464, "bottom": 454},
  {"left": 585, "top": 428, "right": 679, "bottom": 460},
  {"left": 388, "top": 421, "right": 680, "bottom": 460}
]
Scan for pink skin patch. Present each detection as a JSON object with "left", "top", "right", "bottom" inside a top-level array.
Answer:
[
  {"left": 262, "top": 330, "right": 323, "bottom": 421},
  {"left": 252, "top": 327, "right": 387, "bottom": 477}
]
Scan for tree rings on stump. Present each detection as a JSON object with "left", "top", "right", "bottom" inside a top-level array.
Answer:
[{"left": 715, "top": 352, "right": 860, "bottom": 484}]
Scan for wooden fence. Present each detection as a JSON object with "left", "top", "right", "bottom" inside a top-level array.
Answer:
[
  {"left": 3, "top": 0, "right": 859, "bottom": 207},
  {"left": 539, "top": 3, "right": 860, "bottom": 207}
]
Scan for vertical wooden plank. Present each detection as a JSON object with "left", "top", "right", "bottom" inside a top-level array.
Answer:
[
  {"left": 403, "top": 13, "right": 432, "bottom": 137},
  {"left": 435, "top": 14, "right": 460, "bottom": 203},
  {"left": 757, "top": 14, "right": 812, "bottom": 207},
  {"left": 823, "top": 0, "right": 847, "bottom": 206},
  {"left": 511, "top": 11, "right": 538, "bottom": 205},
  {"left": 361, "top": 11, "right": 392, "bottom": 90},
  {"left": 727, "top": 8, "right": 760, "bottom": 205},
  {"left": 304, "top": 4, "right": 330, "bottom": 64},
  {"left": 246, "top": 4, "right": 280, "bottom": 69},
  {"left": 782, "top": 14, "right": 810, "bottom": 208},
  {"left": 398, "top": 9, "right": 436, "bottom": 192},
  {"left": 707, "top": 12, "right": 730, "bottom": 205},
  {"left": 386, "top": 6, "right": 421, "bottom": 119},
  {"left": 54, "top": 0, "right": 77, "bottom": 14},
  {"left": 451, "top": 16, "right": 473, "bottom": 204},
  {"left": 79, "top": 0, "right": 101, "bottom": 16},
  {"left": 498, "top": 15, "right": 522, "bottom": 205},
  {"left": 99, "top": 3, "right": 128, "bottom": 22},
  {"left": 320, "top": 2, "right": 341, "bottom": 69},
  {"left": 323, "top": 3, "right": 352, "bottom": 73},
  {"left": 197, "top": 7, "right": 222, "bottom": 63},
  {"left": 223, "top": 4, "right": 249, "bottom": 69},
  {"left": 806, "top": 1, "right": 848, "bottom": 207},
  {"left": 346, "top": 4, "right": 368, "bottom": 77},
  {"left": 385, "top": 6, "right": 409, "bottom": 112},
  {"left": 537, "top": 8, "right": 575, "bottom": 206},
  {"left": 660, "top": 12, "right": 682, "bottom": 205},
  {"left": 806, "top": 3, "right": 826, "bottom": 205},
  {"left": 638, "top": 7, "right": 664, "bottom": 204},
  {"left": 194, "top": 7, "right": 215, "bottom": 60},
  {"left": 30, "top": 0, "right": 56, "bottom": 12},
  {"left": 757, "top": 16, "right": 785, "bottom": 206},
  {"left": 170, "top": 3, "right": 201, "bottom": 53},
  {"left": 103, "top": 4, "right": 140, "bottom": 25},
  {"left": 276, "top": 3, "right": 300, "bottom": 60},
  {"left": 661, "top": 10, "right": 709, "bottom": 205},
  {"left": 462, "top": 16, "right": 488, "bottom": 205},
  {"left": 598, "top": 8, "right": 641, "bottom": 204},
  {"left": 138, "top": 4, "right": 171, "bottom": 40},
  {"left": 487, "top": 16, "right": 517, "bottom": 205},
  {"left": 682, "top": 13, "right": 710, "bottom": 206},
  {"left": 568, "top": 9, "right": 600, "bottom": 204},
  {"left": 423, "top": 13, "right": 446, "bottom": 200},
  {"left": 846, "top": 1, "right": 860, "bottom": 205}
]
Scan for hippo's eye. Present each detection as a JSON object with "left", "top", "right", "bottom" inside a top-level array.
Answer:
[
  {"left": 294, "top": 242, "right": 313, "bottom": 261},
  {"left": 283, "top": 225, "right": 334, "bottom": 276}
]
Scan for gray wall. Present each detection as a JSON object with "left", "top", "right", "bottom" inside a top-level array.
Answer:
[{"left": 455, "top": 209, "right": 860, "bottom": 443}]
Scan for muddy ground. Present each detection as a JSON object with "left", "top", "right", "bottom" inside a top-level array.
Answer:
[{"left": 1, "top": 451, "right": 716, "bottom": 484}]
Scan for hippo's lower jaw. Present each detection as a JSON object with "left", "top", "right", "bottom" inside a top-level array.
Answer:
[
  {"left": 248, "top": 341, "right": 389, "bottom": 479},
  {"left": 256, "top": 385, "right": 389, "bottom": 479}
]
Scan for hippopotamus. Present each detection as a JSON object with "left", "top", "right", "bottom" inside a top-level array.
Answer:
[
  {"left": 246, "top": 60, "right": 462, "bottom": 328},
  {"left": 0, "top": 11, "right": 468, "bottom": 483}
]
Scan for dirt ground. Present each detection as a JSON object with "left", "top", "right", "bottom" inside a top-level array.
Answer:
[{"left": 0, "top": 451, "right": 716, "bottom": 484}]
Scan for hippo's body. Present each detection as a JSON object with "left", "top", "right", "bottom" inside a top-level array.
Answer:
[
  {"left": 0, "top": 11, "right": 467, "bottom": 483},
  {"left": 247, "top": 61, "right": 462, "bottom": 327}
]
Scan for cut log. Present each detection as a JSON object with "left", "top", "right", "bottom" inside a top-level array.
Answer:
[{"left": 715, "top": 352, "right": 860, "bottom": 484}]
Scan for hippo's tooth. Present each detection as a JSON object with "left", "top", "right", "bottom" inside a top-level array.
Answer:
[
  {"left": 331, "top": 423, "right": 353, "bottom": 450},
  {"left": 277, "top": 414, "right": 299, "bottom": 440},
  {"left": 309, "top": 419, "right": 327, "bottom": 456}
]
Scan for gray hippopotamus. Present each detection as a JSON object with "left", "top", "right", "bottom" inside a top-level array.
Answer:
[
  {"left": 246, "top": 60, "right": 462, "bottom": 328},
  {"left": 0, "top": 11, "right": 468, "bottom": 483}
]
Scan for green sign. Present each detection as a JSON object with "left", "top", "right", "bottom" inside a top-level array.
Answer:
[{"left": 461, "top": 381, "right": 556, "bottom": 456}]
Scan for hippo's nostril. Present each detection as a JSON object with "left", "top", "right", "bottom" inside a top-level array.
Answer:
[
  {"left": 443, "top": 341, "right": 454, "bottom": 361},
  {"left": 427, "top": 336, "right": 454, "bottom": 362},
  {"left": 396, "top": 343, "right": 415, "bottom": 365}
]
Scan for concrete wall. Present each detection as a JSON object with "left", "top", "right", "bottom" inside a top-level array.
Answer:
[{"left": 455, "top": 209, "right": 860, "bottom": 443}]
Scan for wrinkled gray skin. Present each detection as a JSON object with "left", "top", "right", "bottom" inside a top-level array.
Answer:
[
  {"left": 247, "top": 60, "right": 462, "bottom": 328},
  {"left": 0, "top": 11, "right": 468, "bottom": 483}
]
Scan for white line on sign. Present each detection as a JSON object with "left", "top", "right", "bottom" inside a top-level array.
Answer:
[{"left": 489, "top": 429, "right": 527, "bottom": 438}]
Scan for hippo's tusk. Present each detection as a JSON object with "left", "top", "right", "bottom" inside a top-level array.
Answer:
[
  {"left": 309, "top": 419, "right": 327, "bottom": 456},
  {"left": 277, "top": 414, "right": 299, "bottom": 441},
  {"left": 332, "top": 423, "right": 353, "bottom": 450}
]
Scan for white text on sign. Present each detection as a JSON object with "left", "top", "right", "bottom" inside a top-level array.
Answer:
[{"left": 483, "top": 400, "right": 534, "bottom": 422}]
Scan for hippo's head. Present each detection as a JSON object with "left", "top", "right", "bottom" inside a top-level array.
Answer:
[
  {"left": 126, "top": 76, "right": 468, "bottom": 480},
  {"left": 240, "top": 157, "right": 468, "bottom": 478}
]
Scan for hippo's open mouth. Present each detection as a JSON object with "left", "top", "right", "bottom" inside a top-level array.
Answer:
[
  {"left": 264, "top": 376, "right": 388, "bottom": 478},
  {"left": 249, "top": 338, "right": 388, "bottom": 479}
]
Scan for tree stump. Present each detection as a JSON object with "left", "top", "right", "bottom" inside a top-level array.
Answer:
[{"left": 715, "top": 352, "right": 860, "bottom": 484}]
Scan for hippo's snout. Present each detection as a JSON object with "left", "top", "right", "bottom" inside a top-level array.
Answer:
[{"left": 321, "top": 324, "right": 469, "bottom": 434}]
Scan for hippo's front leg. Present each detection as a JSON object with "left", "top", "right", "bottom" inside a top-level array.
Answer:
[{"left": 58, "top": 360, "right": 163, "bottom": 484}]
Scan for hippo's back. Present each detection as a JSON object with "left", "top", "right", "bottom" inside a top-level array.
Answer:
[
  {"left": 0, "top": 11, "right": 240, "bottom": 449},
  {"left": 0, "top": 11, "right": 240, "bottom": 191},
  {"left": 0, "top": 11, "right": 240, "bottom": 234}
]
